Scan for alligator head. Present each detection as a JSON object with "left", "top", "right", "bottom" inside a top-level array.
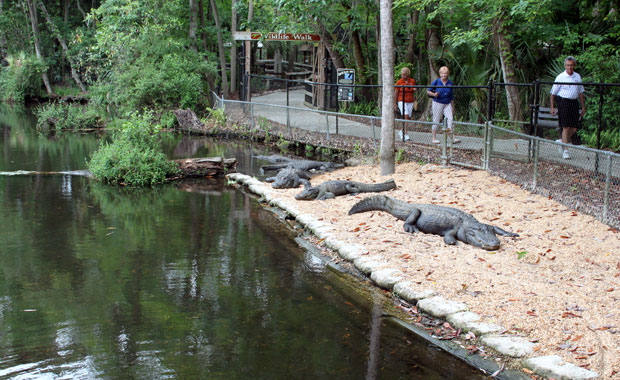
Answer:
[
  {"left": 458, "top": 224, "right": 501, "bottom": 250},
  {"left": 294, "top": 186, "right": 319, "bottom": 200}
]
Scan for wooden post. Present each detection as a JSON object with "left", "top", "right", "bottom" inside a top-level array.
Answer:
[{"left": 245, "top": 40, "right": 251, "bottom": 101}]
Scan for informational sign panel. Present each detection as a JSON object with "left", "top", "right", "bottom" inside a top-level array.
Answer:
[
  {"left": 233, "top": 31, "right": 321, "bottom": 41},
  {"left": 337, "top": 68, "right": 355, "bottom": 102}
]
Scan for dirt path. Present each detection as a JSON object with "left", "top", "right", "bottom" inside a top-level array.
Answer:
[{"left": 258, "top": 162, "right": 620, "bottom": 379}]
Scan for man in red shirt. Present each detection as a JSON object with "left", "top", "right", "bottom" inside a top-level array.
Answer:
[{"left": 394, "top": 67, "right": 416, "bottom": 141}]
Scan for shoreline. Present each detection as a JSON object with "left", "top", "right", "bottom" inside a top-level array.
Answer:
[{"left": 226, "top": 163, "right": 615, "bottom": 380}]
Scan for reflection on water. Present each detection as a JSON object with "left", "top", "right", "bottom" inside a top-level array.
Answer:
[{"left": 0, "top": 107, "right": 486, "bottom": 379}]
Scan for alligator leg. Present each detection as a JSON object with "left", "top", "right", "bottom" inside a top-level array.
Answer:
[
  {"left": 443, "top": 229, "right": 459, "bottom": 245},
  {"left": 300, "top": 179, "right": 311, "bottom": 188},
  {"left": 403, "top": 209, "right": 421, "bottom": 233},
  {"left": 487, "top": 224, "right": 519, "bottom": 237},
  {"left": 318, "top": 192, "right": 336, "bottom": 200}
]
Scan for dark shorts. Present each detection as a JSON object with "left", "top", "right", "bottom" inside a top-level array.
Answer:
[{"left": 557, "top": 96, "right": 580, "bottom": 129}]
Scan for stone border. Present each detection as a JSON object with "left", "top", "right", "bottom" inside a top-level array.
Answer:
[{"left": 226, "top": 173, "right": 599, "bottom": 380}]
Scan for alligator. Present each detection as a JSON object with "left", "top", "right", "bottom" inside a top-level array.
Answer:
[
  {"left": 348, "top": 195, "right": 518, "bottom": 250},
  {"left": 254, "top": 154, "right": 292, "bottom": 163},
  {"left": 266, "top": 167, "right": 311, "bottom": 189},
  {"left": 295, "top": 179, "right": 397, "bottom": 200},
  {"left": 260, "top": 159, "right": 343, "bottom": 174}
]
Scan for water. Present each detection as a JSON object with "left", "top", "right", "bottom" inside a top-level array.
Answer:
[{"left": 0, "top": 105, "right": 486, "bottom": 379}]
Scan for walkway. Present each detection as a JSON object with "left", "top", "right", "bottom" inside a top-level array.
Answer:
[{"left": 251, "top": 89, "right": 619, "bottom": 177}]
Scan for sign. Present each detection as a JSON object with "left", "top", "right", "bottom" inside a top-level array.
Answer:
[
  {"left": 233, "top": 31, "right": 321, "bottom": 41},
  {"left": 337, "top": 69, "right": 355, "bottom": 102},
  {"left": 338, "top": 87, "right": 354, "bottom": 102},
  {"left": 337, "top": 68, "right": 355, "bottom": 85}
]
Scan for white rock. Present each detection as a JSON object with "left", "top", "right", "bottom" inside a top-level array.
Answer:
[
  {"left": 481, "top": 335, "right": 535, "bottom": 357},
  {"left": 523, "top": 355, "right": 598, "bottom": 380},
  {"left": 370, "top": 268, "right": 404, "bottom": 290},
  {"left": 393, "top": 281, "right": 435, "bottom": 302},
  {"left": 417, "top": 296, "right": 468, "bottom": 318}
]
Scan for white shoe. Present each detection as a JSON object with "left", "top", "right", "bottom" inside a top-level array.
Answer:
[
  {"left": 404, "top": 134, "right": 410, "bottom": 141},
  {"left": 556, "top": 139, "right": 563, "bottom": 154},
  {"left": 398, "top": 131, "right": 403, "bottom": 140},
  {"left": 562, "top": 150, "right": 570, "bottom": 159}
]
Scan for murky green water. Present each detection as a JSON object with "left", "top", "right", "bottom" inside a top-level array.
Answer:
[{"left": 0, "top": 105, "right": 486, "bottom": 379}]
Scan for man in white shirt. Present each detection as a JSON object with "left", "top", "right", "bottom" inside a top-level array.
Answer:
[{"left": 550, "top": 56, "right": 586, "bottom": 159}]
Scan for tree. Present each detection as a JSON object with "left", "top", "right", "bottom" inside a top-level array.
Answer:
[
  {"left": 379, "top": 0, "right": 395, "bottom": 175},
  {"left": 23, "top": 0, "right": 54, "bottom": 96},
  {"left": 38, "top": 1, "right": 87, "bottom": 92},
  {"left": 210, "top": 0, "right": 229, "bottom": 96}
]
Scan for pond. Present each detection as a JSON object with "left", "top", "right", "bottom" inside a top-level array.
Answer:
[{"left": 0, "top": 105, "right": 487, "bottom": 379}]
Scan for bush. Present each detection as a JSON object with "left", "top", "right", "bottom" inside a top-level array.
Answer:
[
  {"left": 0, "top": 52, "right": 46, "bottom": 104},
  {"left": 34, "top": 102, "right": 103, "bottom": 131},
  {"left": 87, "top": 112, "right": 180, "bottom": 186}
]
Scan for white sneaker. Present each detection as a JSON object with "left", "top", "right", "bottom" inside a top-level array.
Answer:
[
  {"left": 398, "top": 130, "right": 403, "bottom": 140},
  {"left": 556, "top": 139, "right": 563, "bottom": 154},
  {"left": 404, "top": 134, "right": 410, "bottom": 141},
  {"left": 562, "top": 150, "right": 570, "bottom": 159}
]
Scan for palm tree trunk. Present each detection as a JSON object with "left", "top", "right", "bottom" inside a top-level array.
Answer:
[{"left": 379, "top": 0, "right": 395, "bottom": 175}]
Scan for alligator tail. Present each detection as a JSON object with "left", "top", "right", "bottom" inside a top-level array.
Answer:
[
  {"left": 363, "top": 179, "right": 397, "bottom": 192},
  {"left": 348, "top": 195, "right": 412, "bottom": 221},
  {"left": 348, "top": 195, "right": 393, "bottom": 215}
]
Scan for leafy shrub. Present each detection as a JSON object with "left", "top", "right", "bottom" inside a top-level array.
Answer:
[
  {"left": 341, "top": 101, "right": 380, "bottom": 117},
  {"left": 0, "top": 52, "right": 46, "bottom": 104},
  {"left": 34, "top": 102, "right": 103, "bottom": 131},
  {"left": 87, "top": 112, "right": 179, "bottom": 186}
]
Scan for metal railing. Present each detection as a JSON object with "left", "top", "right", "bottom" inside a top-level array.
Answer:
[{"left": 212, "top": 91, "right": 620, "bottom": 229}]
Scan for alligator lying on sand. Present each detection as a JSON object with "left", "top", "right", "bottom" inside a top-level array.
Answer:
[
  {"left": 295, "top": 179, "right": 397, "bottom": 200},
  {"left": 254, "top": 154, "right": 292, "bottom": 163},
  {"left": 348, "top": 195, "right": 518, "bottom": 250},
  {"left": 260, "top": 159, "right": 343, "bottom": 173},
  {"left": 266, "top": 167, "right": 311, "bottom": 189}
]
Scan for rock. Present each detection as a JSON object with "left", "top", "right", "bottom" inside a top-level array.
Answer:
[
  {"left": 393, "top": 281, "right": 435, "bottom": 303},
  {"left": 523, "top": 355, "right": 598, "bottom": 380},
  {"left": 370, "top": 268, "right": 404, "bottom": 290},
  {"left": 481, "top": 335, "right": 535, "bottom": 357},
  {"left": 417, "top": 296, "right": 468, "bottom": 318}
]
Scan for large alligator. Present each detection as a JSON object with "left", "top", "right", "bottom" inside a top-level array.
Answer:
[
  {"left": 295, "top": 179, "right": 397, "bottom": 200},
  {"left": 254, "top": 154, "right": 292, "bottom": 163},
  {"left": 348, "top": 195, "right": 518, "bottom": 250},
  {"left": 266, "top": 167, "right": 311, "bottom": 189},
  {"left": 260, "top": 159, "right": 343, "bottom": 173}
]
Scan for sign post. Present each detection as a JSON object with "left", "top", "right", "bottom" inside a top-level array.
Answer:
[{"left": 337, "top": 68, "right": 355, "bottom": 102}]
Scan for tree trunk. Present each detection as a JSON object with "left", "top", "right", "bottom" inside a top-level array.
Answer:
[
  {"left": 426, "top": 19, "right": 441, "bottom": 82},
  {"left": 174, "top": 157, "right": 237, "bottom": 178},
  {"left": 38, "top": 1, "right": 87, "bottom": 92},
  {"left": 404, "top": 10, "right": 419, "bottom": 65},
  {"left": 209, "top": 0, "right": 229, "bottom": 96},
  {"left": 63, "top": 0, "right": 69, "bottom": 25},
  {"left": 24, "top": 0, "right": 54, "bottom": 96},
  {"left": 0, "top": 0, "right": 6, "bottom": 56},
  {"left": 198, "top": 0, "right": 207, "bottom": 51},
  {"left": 496, "top": 16, "right": 523, "bottom": 122},
  {"left": 229, "top": 0, "right": 237, "bottom": 93},
  {"left": 379, "top": 0, "right": 394, "bottom": 175},
  {"left": 315, "top": 19, "right": 345, "bottom": 69},
  {"left": 76, "top": 0, "right": 86, "bottom": 20},
  {"left": 375, "top": 1, "right": 382, "bottom": 109},
  {"left": 189, "top": 0, "right": 198, "bottom": 51}
]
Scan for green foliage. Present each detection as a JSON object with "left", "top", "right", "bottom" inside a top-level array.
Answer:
[
  {"left": 87, "top": 112, "right": 180, "bottom": 186},
  {"left": 395, "top": 148, "right": 406, "bottom": 163},
  {"left": 276, "top": 133, "right": 290, "bottom": 151},
  {"left": 341, "top": 101, "right": 379, "bottom": 117},
  {"left": 206, "top": 107, "right": 227, "bottom": 127},
  {"left": 0, "top": 52, "right": 46, "bottom": 104},
  {"left": 34, "top": 102, "right": 103, "bottom": 131},
  {"left": 84, "top": 0, "right": 217, "bottom": 116}
]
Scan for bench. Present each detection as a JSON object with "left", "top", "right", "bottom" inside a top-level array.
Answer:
[
  {"left": 534, "top": 107, "right": 559, "bottom": 132},
  {"left": 533, "top": 107, "right": 581, "bottom": 145}
]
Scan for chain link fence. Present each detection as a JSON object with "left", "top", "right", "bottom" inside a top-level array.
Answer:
[{"left": 214, "top": 84, "right": 620, "bottom": 229}]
